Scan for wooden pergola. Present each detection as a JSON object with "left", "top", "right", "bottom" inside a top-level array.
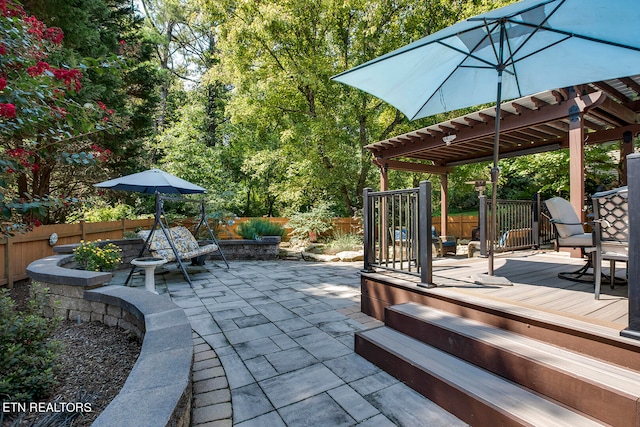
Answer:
[{"left": 368, "top": 75, "right": 640, "bottom": 236}]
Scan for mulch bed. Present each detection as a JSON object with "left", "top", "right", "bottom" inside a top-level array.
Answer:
[{"left": 2, "top": 281, "right": 142, "bottom": 427}]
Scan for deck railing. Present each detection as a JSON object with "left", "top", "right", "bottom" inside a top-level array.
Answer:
[
  {"left": 362, "top": 182, "right": 546, "bottom": 283},
  {"left": 363, "top": 181, "right": 433, "bottom": 286},
  {"left": 477, "top": 193, "right": 552, "bottom": 254}
]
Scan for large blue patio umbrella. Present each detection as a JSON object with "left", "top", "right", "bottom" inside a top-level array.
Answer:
[{"left": 332, "top": 0, "right": 640, "bottom": 280}]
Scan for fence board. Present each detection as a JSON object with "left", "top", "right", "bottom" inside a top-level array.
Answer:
[{"left": 433, "top": 215, "right": 478, "bottom": 240}]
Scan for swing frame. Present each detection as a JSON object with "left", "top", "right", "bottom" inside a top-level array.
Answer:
[{"left": 125, "top": 193, "right": 229, "bottom": 286}]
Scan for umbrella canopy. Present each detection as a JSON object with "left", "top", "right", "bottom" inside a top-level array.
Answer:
[
  {"left": 332, "top": 0, "right": 640, "bottom": 121},
  {"left": 332, "top": 0, "right": 640, "bottom": 279},
  {"left": 94, "top": 169, "right": 206, "bottom": 194}
]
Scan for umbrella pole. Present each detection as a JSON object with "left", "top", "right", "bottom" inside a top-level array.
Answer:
[
  {"left": 476, "top": 22, "right": 511, "bottom": 286},
  {"left": 474, "top": 81, "right": 511, "bottom": 286},
  {"left": 489, "top": 69, "right": 502, "bottom": 277}
]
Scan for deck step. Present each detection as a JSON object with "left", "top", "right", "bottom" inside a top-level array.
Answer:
[
  {"left": 356, "top": 326, "right": 604, "bottom": 427},
  {"left": 383, "top": 302, "right": 640, "bottom": 427}
]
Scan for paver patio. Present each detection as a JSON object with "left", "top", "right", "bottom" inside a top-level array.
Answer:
[{"left": 112, "top": 260, "right": 466, "bottom": 427}]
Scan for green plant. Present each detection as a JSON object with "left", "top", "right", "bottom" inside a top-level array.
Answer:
[
  {"left": 325, "top": 231, "right": 363, "bottom": 254},
  {"left": 286, "top": 203, "right": 335, "bottom": 242},
  {"left": 236, "top": 218, "right": 285, "bottom": 240},
  {"left": 0, "top": 287, "right": 60, "bottom": 401},
  {"left": 84, "top": 203, "right": 136, "bottom": 223},
  {"left": 73, "top": 240, "right": 122, "bottom": 271},
  {"left": 123, "top": 230, "right": 139, "bottom": 239}
]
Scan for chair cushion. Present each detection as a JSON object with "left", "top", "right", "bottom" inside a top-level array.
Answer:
[
  {"left": 545, "top": 197, "right": 585, "bottom": 238},
  {"left": 137, "top": 226, "right": 202, "bottom": 262},
  {"left": 557, "top": 233, "right": 592, "bottom": 248}
]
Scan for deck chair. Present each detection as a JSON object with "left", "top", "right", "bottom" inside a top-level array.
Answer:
[
  {"left": 545, "top": 197, "right": 594, "bottom": 283},
  {"left": 432, "top": 226, "right": 457, "bottom": 256},
  {"left": 592, "top": 187, "right": 628, "bottom": 299}
]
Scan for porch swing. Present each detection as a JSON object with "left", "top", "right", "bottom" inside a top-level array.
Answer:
[{"left": 125, "top": 193, "right": 229, "bottom": 287}]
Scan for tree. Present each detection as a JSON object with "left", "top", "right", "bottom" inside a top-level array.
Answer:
[
  {"left": 0, "top": 0, "right": 114, "bottom": 234},
  {"left": 156, "top": 87, "right": 239, "bottom": 213},
  {"left": 211, "top": 0, "right": 473, "bottom": 216}
]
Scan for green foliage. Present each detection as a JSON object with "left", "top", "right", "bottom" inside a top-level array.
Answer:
[
  {"left": 0, "top": 2, "right": 117, "bottom": 233},
  {"left": 83, "top": 204, "right": 136, "bottom": 223},
  {"left": 0, "top": 287, "right": 60, "bottom": 401},
  {"left": 286, "top": 203, "right": 335, "bottom": 241},
  {"left": 210, "top": 0, "right": 471, "bottom": 216},
  {"left": 66, "top": 200, "right": 136, "bottom": 223},
  {"left": 325, "top": 230, "right": 362, "bottom": 254},
  {"left": 11, "top": 0, "right": 161, "bottom": 225},
  {"left": 236, "top": 218, "right": 285, "bottom": 240},
  {"left": 73, "top": 240, "right": 122, "bottom": 271}
]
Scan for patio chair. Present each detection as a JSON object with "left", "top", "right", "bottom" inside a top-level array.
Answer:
[
  {"left": 544, "top": 197, "right": 595, "bottom": 283},
  {"left": 592, "top": 187, "right": 628, "bottom": 299},
  {"left": 432, "top": 226, "right": 457, "bottom": 256}
]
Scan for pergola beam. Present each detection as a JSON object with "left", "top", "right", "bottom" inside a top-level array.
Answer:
[
  {"left": 376, "top": 159, "right": 454, "bottom": 174},
  {"left": 368, "top": 91, "right": 606, "bottom": 159}
]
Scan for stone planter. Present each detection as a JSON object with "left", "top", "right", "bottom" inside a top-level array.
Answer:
[
  {"left": 54, "top": 238, "right": 144, "bottom": 269},
  {"left": 213, "top": 239, "right": 280, "bottom": 260}
]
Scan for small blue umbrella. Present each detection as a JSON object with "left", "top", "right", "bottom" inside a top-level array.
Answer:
[
  {"left": 94, "top": 169, "right": 206, "bottom": 194},
  {"left": 332, "top": 0, "right": 640, "bottom": 278}
]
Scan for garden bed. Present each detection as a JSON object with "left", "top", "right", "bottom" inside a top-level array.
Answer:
[{"left": 5, "top": 282, "right": 141, "bottom": 427}]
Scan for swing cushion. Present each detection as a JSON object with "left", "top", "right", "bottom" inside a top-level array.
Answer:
[{"left": 138, "top": 226, "right": 218, "bottom": 262}]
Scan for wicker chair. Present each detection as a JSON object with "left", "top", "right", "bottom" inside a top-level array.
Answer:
[{"left": 592, "top": 187, "right": 628, "bottom": 299}]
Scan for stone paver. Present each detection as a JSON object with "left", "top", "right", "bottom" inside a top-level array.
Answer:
[{"left": 114, "top": 260, "right": 465, "bottom": 426}]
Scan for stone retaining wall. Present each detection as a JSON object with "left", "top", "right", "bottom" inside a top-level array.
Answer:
[
  {"left": 27, "top": 254, "right": 112, "bottom": 321},
  {"left": 56, "top": 237, "right": 280, "bottom": 263},
  {"left": 85, "top": 286, "right": 193, "bottom": 427},
  {"left": 26, "top": 256, "right": 193, "bottom": 427},
  {"left": 213, "top": 238, "right": 280, "bottom": 260}
]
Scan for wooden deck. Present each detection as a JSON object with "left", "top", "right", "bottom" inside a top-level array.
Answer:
[{"left": 379, "top": 250, "right": 629, "bottom": 328}]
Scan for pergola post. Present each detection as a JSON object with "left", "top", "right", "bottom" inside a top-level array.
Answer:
[
  {"left": 380, "top": 161, "right": 388, "bottom": 191},
  {"left": 440, "top": 174, "right": 448, "bottom": 236},
  {"left": 568, "top": 104, "right": 585, "bottom": 222}
]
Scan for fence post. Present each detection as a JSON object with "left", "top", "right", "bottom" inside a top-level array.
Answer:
[
  {"left": 479, "top": 194, "right": 487, "bottom": 256},
  {"left": 5, "top": 236, "right": 12, "bottom": 289},
  {"left": 418, "top": 181, "right": 433, "bottom": 287},
  {"left": 362, "top": 188, "right": 375, "bottom": 273},
  {"left": 622, "top": 153, "right": 640, "bottom": 340}
]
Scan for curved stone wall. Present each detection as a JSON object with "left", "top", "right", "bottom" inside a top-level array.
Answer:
[{"left": 26, "top": 256, "right": 193, "bottom": 427}]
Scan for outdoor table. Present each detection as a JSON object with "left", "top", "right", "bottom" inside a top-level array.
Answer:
[{"left": 131, "top": 257, "right": 167, "bottom": 294}]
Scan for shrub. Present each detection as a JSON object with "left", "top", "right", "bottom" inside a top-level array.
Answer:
[
  {"left": 325, "top": 231, "right": 363, "bottom": 254},
  {"left": 286, "top": 203, "right": 335, "bottom": 241},
  {"left": 73, "top": 240, "right": 122, "bottom": 271},
  {"left": 236, "top": 219, "right": 285, "bottom": 240},
  {"left": 65, "top": 199, "right": 138, "bottom": 223},
  {"left": 83, "top": 204, "right": 136, "bottom": 222},
  {"left": 0, "top": 287, "right": 60, "bottom": 401}
]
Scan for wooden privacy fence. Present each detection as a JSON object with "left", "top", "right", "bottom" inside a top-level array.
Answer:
[
  {"left": 440, "top": 215, "right": 479, "bottom": 241},
  {"left": 0, "top": 218, "right": 155, "bottom": 288},
  {"left": 0, "top": 214, "right": 476, "bottom": 288}
]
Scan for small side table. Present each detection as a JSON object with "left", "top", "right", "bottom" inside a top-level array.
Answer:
[{"left": 131, "top": 257, "right": 167, "bottom": 294}]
